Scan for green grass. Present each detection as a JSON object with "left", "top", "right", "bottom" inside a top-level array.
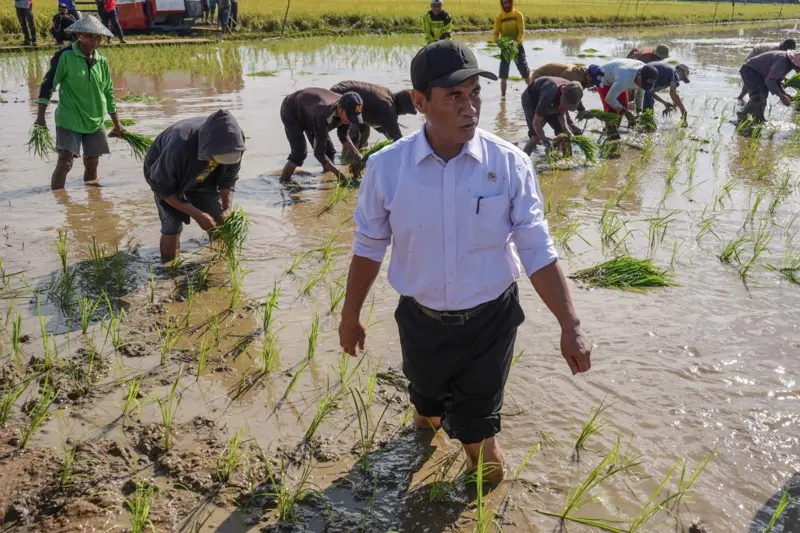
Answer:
[
  {"left": 569, "top": 256, "right": 675, "bottom": 289},
  {"left": 215, "top": 429, "right": 245, "bottom": 483}
]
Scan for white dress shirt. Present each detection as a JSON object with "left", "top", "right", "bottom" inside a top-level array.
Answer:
[{"left": 352, "top": 127, "right": 557, "bottom": 312}]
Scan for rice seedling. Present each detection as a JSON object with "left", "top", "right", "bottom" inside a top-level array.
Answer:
[
  {"left": 584, "top": 109, "right": 621, "bottom": 126},
  {"left": 671, "top": 444, "right": 716, "bottom": 509},
  {"left": 125, "top": 479, "right": 157, "bottom": 533},
  {"left": 196, "top": 336, "right": 211, "bottom": 380},
  {"left": 156, "top": 369, "right": 183, "bottom": 451},
  {"left": 627, "top": 460, "right": 682, "bottom": 532},
  {"left": 102, "top": 306, "right": 125, "bottom": 351},
  {"left": 121, "top": 132, "right": 154, "bottom": 162},
  {"left": 299, "top": 262, "right": 329, "bottom": 296},
  {"left": 118, "top": 376, "right": 144, "bottom": 423},
  {"left": 497, "top": 443, "right": 541, "bottom": 524},
  {"left": 27, "top": 124, "right": 55, "bottom": 160},
  {"left": 215, "top": 429, "right": 245, "bottom": 483},
  {"left": 363, "top": 363, "right": 379, "bottom": 408},
  {"left": 571, "top": 135, "right": 597, "bottom": 164},
  {"left": 280, "top": 359, "right": 308, "bottom": 404},
  {"left": 212, "top": 205, "right": 251, "bottom": 263},
  {"left": 600, "top": 211, "right": 632, "bottom": 252},
  {"left": 258, "top": 332, "right": 280, "bottom": 373},
  {"left": 262, "top": 455, "right": 316, "bottom": 523},
  {"left": 148, "top": 265, "right": 156, "bottom": 304},
  {"left": 553, "top": 219, "right": 589, "bottom": 253},
  {"left": 349, "top": 139, "right": 394, "bottom": 182},
  {"left": 20, "top": 376, "right": 57, "bottom": 449},
  {"left": 739, "top": 218, "right": 773, "bottom": 281},
  {"left": 283, "top": 249, "right": 312, "bottom": 276},
  {"left": 789, "top": 73, "right": 800, "bottom": 90},
  {"left": 119, "top": 92, "right": 163, "bottom": 103},
  {"left": 184, "top": 279, "right": 196, "bottom": 324},
  {"left": 0, "top": 380, "right": 29, "bottom": 427},
  {"left": 744, "top": 189, "right": 767, "bottom": 228},
  {"left": 767, "top": 171, "right": 792, "bottom": 217},
  {"left": 208, "top": 311, "right": 222, "bottom": 346},
  {"left": 328, "top": 271, "right": 347, "bottom": 313},
  {"left": 59, "top": 443, "right": 80, "bottom": 490},
  {"left": 303, "top": 312, "right": 321, "bottom": 362},
  {"left": 228, "top": 262, "right": 247, "bottom": 310},
  {"left": 569, "top": 256, "right": 675, "bottom": 289},
  {"left": 104, "top": 118, "right": 136, "bottom": 128},
  {"left": 472, "top": 442, "right": 500, "bottom": 533},
  {"left": 158, "top": 313, "right": 181, "bottom": 366},
  {"left": 319, "top": 180, "right": 352, "bottom": 214},
  {"left": 55, "top": 229, "right": 68, "bottom": 273},
  {"left": 428, "top": 450, "right": 463, "bottom": 502},
  {"left": 77, "top": 295, "right": 100, "bottom": 335},
  {"left": 10, "top": 312, "right": 22, "bottom": 362},
  {"left": 765, "top": 250, "right": 800, "bottom": 285},
  {"left": 714, "top": 177, "right": 736, "bottom": 211},
  {"left": 302, "top": 386, "right": 338, "bottom": 443},
  {"left": 718, "top": 232, "right": 749, "bottom": 265},
  {"left": 573, "top": 397, "right": 613, "bottom": 461},
  {"left": 644, "top": 210, "right": 681, "bottom": 258},
  {"left": 635, "top": 108, "right": 657, "bottom": 132},
  {"left": 511, "top": 348, "right": 524, "bottom": 367},
  {"left": 495, "top": 36, "right": 518, "bottom": 62},
  {"left": 350, "top": 387, "right": 390, "bottom": 472},
  {"left": 260, "top": 282, "right": 280, "bottom": 334},
  {"left": 762, "top": 489, "right": 794, "bottom": 533}
]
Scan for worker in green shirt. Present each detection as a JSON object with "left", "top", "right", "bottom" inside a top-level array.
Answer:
[
  {"left": 35, "top": 15, "right": 127, "bottom": 190},
  {"left": 493, "top": 0, "right": 530, "bottom": 97},
  {"left": 423, "top": 0, "right": 452, "bottom": 44}
]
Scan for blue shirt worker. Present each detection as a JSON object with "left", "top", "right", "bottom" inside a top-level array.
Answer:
[
  {"left": 635, "top": 62, "right": 690, "bottom": 120},
  {"left": 338, "top": 41, "right": 592, "bottom": 484}
]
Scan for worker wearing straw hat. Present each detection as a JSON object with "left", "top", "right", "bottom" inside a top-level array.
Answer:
[
  {"left": 522, "top": 77, "right": 584, "bottom": 155},
  {"left": 738, "top": 49, "right": 800, "bottom": 123},
  {"left": 339, "top": 40, "right": 591, "bottom": 484},
  {"left": 627, "top": 44, "right": 669, "bottom": 63},
  {"left": 35, "top": 14, "right": 128, "bottom": 190}
]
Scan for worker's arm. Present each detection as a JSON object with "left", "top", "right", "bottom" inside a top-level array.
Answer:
[
  {"left": 217, "top": 162, "right": 240, "bottom": 216},
  {"left": 343, "top": 124, "right": 363, "bottom": 159},
  {"left": 35, "top": 49, "right": 66, "bottom": 126},
  {"left": 219, "top": 188, "right": 234, "bottom": 216},
  {"left": 668, "top": 81, "right": 686, "bottom": 116},
  {"left": 441, "top": 13, "right": 452, "bottom": 39},
  {"left": 516, "top": 11, "right": 525, "bottom": 44},
  {"left": 765, "top": 58, "right": 791, "bottom": 98},
  {"left": 103, "top": 61, "right": 125, "bottom": 137},
  {"left": 382, "top": 120, "right": 403, "bottom": 142},
  {"left": 533, "top": 115, "right": 548, "bottom": 145}
]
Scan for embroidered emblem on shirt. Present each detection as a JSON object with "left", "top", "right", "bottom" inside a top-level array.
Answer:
[
  {"left": 487, "top": 172, "right": 496, "bottom": 182},
  {"left": 196, "top": 160, "right": 218, "bottom": 182}
]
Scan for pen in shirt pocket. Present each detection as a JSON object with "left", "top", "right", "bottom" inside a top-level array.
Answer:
[{"left": 476, "top": 196, "right": 484, "bottom": 214}]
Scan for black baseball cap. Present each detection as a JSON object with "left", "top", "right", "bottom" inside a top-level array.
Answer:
[
  {"left": 639, "top": 64, "right": 658, "bottom": 92},
  {"left": 338, "top": 92, "right": 363, "bottom": 124},
  {"left": 411, "top": 40, "right": 497, "bottom": 91}
]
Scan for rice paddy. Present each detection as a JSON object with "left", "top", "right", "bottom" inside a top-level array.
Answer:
[{"left": 0, "top": 22, "right": 799, "bottom": 533}]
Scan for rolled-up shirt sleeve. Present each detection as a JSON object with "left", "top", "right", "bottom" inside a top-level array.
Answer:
[
  {"left": 510, "top": 157, "right": 558, "bottom": 275},
  {"left": 353, "top": 157, "right": 392, "bottom": 262}
]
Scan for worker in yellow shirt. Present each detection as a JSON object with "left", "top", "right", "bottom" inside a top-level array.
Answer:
[
  {"left": 493, "top": 0, "right": 529, "bottom": 97},
  {"left": 423, "top": 0, "right": 453, "bottom": 44}
]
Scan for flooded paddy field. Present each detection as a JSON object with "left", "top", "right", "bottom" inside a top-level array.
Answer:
[{"left": 1, "top": 22, "right": 799, "bottom": 533}]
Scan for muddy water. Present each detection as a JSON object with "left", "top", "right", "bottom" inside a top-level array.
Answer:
[{"left": 1, "top": 22, "right": 800, "bottom": 533}]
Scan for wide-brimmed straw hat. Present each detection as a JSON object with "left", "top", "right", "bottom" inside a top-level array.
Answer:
[
  {"left": 789, "top": 50, "right": 800, "bottom": 69},
  {"left": 65, "top": 14, "right": 113, "bottom": 37},
  {"left": 654, "top": 44, "right": 670, "bottom": 60}
]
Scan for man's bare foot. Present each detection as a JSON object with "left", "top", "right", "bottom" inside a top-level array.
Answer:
[
  {"left": 464, "top": 437, "right": 505, "bottom": 484},
  {"left": 413, "top": 413, "right": 441, "bottom": 430}
]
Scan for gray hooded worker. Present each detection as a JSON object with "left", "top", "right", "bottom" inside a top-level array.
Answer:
[
  {"left": 144, "top": 109, "right": 246, "bottom": 263},
  {"left": 738, "top": 49, "right": 800, "bottom": 123},
  {"left": 521, "top": 77, "right": 584, "bottom": 155},
  {"left": 737, "top": 39, "right": 796, "bottom": 100},
  {"left": 330, "top": 81, "right": 417, "bottom": 148}
]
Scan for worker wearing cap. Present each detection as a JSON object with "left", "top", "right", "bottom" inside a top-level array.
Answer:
[
  {"left": 594, "top": 59, "right": 658, "bottom": 131},
  {"left": 279, "top": 88, "right": 365, "bottom": 182},
  {"left": 330, "top": 81, "right": 417, "bottom": 148},
  {"left": 627, "top": 44, "right": 669, "bottom": 63},
  {"left": 339, "top": 40, "right": 591, "bottom": 484},
  {"left": 50, "top": 3, "right": 77, "bottom": 45},
  {"left": 493, "top": 0, "right": 530, "bottom": 97},
  {"left": 636, "top": 62, "right": 689, "bottom": 121},
  {"left": 738, "top": 49, "right": 800, "bottom": 123},
  {"left": 60, "top": 0, "right": 79, "bottom": 18},
  {"left": 36, "top": 15, "right": 127, "bottom": 190},
  {"left": 530, "top": 62, "right": 592, "bottom": 89},
  {"left": 423, "top": 0, "right": 452, "bottom": 44},
  {"left": 144, "top": 110, "right": 246, "bottom": 263},
  {"left": 738, "top": 39, "right": 796, "bottom": 101},
  {"left": 522, "top": 77, "right": 584, "bottom": 155}
]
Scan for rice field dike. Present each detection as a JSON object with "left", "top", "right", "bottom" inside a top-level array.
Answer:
[
  {"left": 4, "top": 0, "right": 800, "bottom": 44},
  {"left": 1, "top": 21, "right": 800, "bottom": 533}
]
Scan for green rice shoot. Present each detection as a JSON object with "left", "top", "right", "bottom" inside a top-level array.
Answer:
[
  {"left": 635, "top": 108, "right": 658, "bottom": 132},
  {"left": 569, "top": 256, "right": 675, "bottom": 289},
  {"left": 571, "top": 135, "right": 597, "bottom": 163},
  {"left": 27, "top": 124, "right": 55, "bottom": 160},
  {"left": 121, "top": 132, "right": 154, "bottom": 162},
  {"left": 495, "top": 36, "right": 519, "bottom": 62},
  {"left": 348, "top": 139, "right": 394, "bottom": 182},
  {"left": 786, "top": 72, "right": 800, "bottom": 90},
  {"left": 104, "top": 119, "right": 137, "bottom": 128},
  {"left": 212, "top": 205, "right": 251, "bottom": 263},
  {"left": 585, "top": 108, "right": 621, "bottom": 126}
]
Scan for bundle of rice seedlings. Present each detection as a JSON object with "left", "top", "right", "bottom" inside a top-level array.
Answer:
[
  {"left": 569, "top": 256, "right": 675, "bottom": 289},
  {"left": 27, "top": 124, "right": 55, "bottom": 160},
  {"left": 571, "top": 135, "right": 597, "bottom": 164},
  {"left": 104, "top": 119, "right": 136, "bottom": 128},
  {"left": 348, "top": 139, "right": 394, "bottom": 183},
  {"left": 212, "top": 205, "right": 250, "bottom": 262},
  {"left": 635, "top": 109, "right": 658, "bottom": 132},
  {"left": 786, "top": 72, "right": 800, "bottom": 90},
  {"left": 496, "top": 37, "right": 519, "bottom": 62},
  {"left": 121, "top": 132, "right": 153, "bottom": 162},
  {"left": 584, "top": 109, "right": 621, "bottom": 126}
]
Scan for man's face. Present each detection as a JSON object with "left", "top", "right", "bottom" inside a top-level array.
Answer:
[
  {"left": 413, "top": 75, "right": 481, "bottom": 144},
  {"left": 59, "top": 7, "right": 68, "bottom": 15},
  {"left": 77, "top": 33, "right": 103, "bottom": 50},
  {"left": 336, "top": 105, "right": 350, "bottom": 125},
  {"left": 501, "top": 0, "right": 512, "bottom": 12},
  {"left": 431, "top": 3, "right": 442, "bottom": 14}
]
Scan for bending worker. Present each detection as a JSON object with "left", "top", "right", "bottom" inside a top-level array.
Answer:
[
  {"left": 330, "top": 81, "right": 417, "bottom": 148},
  {"left": 522, "top": 77, "right": 584, "bottom": 155},
  {"left": 279, "top": 87, "right": 364, "bottom": 182},
  {"left": 627, "top": 44, "right": 669, "bottom": 63},
  {"left": 493, "top": 0, "right": 530, "bottom": 97},
  {"left": 594, "top": 58, "right": 658, "bottom": 136},
  {"left": 531, "top": 62, "right": 592, "bottom": 88},
  {"left": 423, "top": 0, "right": 452, "bottom": 44},
  {"left": 738, "top": 39, "right": 796, "bottom": 101},
  {"left": 636, "top": 62, "right": 690, "bottom": 120},
  {"left": 738, "top": 49, "right": 800, "bottom": 123},
  {"left": 144, "top": 110, "right": 246, "bottom": 263}
]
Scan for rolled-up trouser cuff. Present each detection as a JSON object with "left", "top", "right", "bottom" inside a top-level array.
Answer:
[{"left": 442, "top": 414, "right": 502, "bottom": 445}]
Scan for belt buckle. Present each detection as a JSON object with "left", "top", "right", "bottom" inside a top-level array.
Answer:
[{"left": 440, "top": 312, "right": 465, "bottom": 326}]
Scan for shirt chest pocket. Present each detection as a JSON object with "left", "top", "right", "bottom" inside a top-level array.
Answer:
[{"left": 470, "top": 194, "right": 511, "bottom": 249}]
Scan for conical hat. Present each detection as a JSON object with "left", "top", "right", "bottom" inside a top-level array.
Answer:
[{"left": 65, "top": 14, "right": 114, "bottom": 37}]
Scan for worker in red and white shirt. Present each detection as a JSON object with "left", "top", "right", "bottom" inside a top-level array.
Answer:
[{"left": 14, "top": 0, "right": 36, "bottom": 46}]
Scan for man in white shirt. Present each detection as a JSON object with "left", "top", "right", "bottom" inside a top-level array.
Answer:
[{"left": 338, "top": 40, "right": 591, "bottom": 484}]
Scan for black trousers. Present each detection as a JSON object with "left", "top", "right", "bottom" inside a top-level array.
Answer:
[
  {"left": 106, "top": 8, "right": 124, "bottom": 38},
  {"left": 740, "top": 65, "right": 768, "bottom": 121},
  {"left": 16, "top": 8, "right": 36, "bottom": 43},
  {"left": 521, "top": 91, "right": 565, "bottom": 139},
  {"left": 395, "top": 284, "right": 525, "bottom": 445}
]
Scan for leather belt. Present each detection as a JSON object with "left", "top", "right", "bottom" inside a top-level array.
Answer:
[{"left": 412, "top": 299, "right": 490, "bottom": 326}]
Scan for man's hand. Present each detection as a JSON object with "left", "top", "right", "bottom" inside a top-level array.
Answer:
[
  {"left": 34, "top": 116, "right": 47, "bottom": 128},
  {"left": 109, "top": 124, "right": 126, "bottom": 138},
  {"left": 780, "top": 93, "right": 793, "bottom": 106},
  {"left": 194, "top": 212, "right": 217, "bottom": 232},
  {"left": 339, "top": 312, "right": 366, "bottom": 356},
  {"left": 624, "top": 110, "right": 636, "bottom": 127},
  {"left": 569, "top": 124, "right": 583, "bottom": 136},
  {"left": 561, "top": 326, "right": 592, "bottom": 375}
]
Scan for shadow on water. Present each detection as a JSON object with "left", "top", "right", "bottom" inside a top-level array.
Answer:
[
  {"left": 212, "top": 429, "right": 474, "bottom": 532},
  {"left": 748, "top": 472, "right": 800, "bottom": 533}
]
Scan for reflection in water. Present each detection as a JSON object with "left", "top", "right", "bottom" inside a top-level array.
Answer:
[{"left": 52, "top": 186, "right": 125, "bottom": 251}]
